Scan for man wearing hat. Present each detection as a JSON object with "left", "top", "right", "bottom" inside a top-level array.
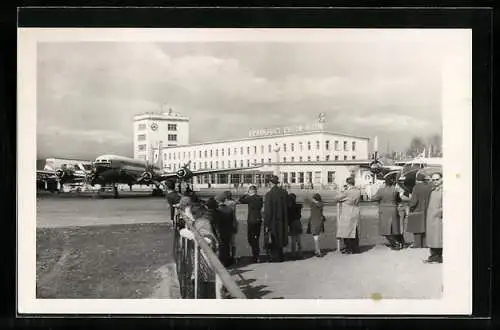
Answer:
[
  {"left": 264, "top": 175, "right": 289, "bottom": 262},
  {"left": 407, "top": 172, "right": 433, "bottom": 248}
]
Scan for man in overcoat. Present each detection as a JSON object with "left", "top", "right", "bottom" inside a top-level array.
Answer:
[
  {"left": 335, "top": 177, "right": 361, "bottom": 254},
  {"left": 424, "top": 172, "right": 443, "bottom": 264},
  {"left": 408, "top": 173, "right": 433, "bottom": 248},
  {"left": 264, "top": 175, "right": 289, "bottom": 262},
  {"left": 372, "top": 177, "right": 404, "bottom": 250}
]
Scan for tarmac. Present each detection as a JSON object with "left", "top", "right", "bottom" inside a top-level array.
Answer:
[
  {"left": 229, "top": 245, "right": 442, "bottom": 299},
  {"left": 36, "top": 192, "right": 442, "bottom": 300}
]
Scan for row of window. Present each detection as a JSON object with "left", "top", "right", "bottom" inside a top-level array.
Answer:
[
  {"left": 138, "top": 139, "right": 357, "bottom": 155},
  {"left": 165, "top": 156, "right": 356, "bottom": 172},
  {"left": 160, "top": 141, "right": 358, "bottom": 160},
  {"left": 137, "top": 123, "right": 178, "bottom": 131},
  {"left": 162, "top": 148, "right": 357, "bottom": 161}
]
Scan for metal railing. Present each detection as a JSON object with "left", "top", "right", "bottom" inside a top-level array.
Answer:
[{"left": 173, "top": 206, "right": 247, "bottom": 299}]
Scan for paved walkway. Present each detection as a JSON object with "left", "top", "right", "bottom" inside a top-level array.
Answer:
[{"left": 229, "top": 245, "right": 442, "bottom": 299}]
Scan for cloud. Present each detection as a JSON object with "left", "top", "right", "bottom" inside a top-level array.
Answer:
[
  {"left": 36, "top": 38, "right": 447, "bottom": 159},
  {"left": 349, "top": 113, "right": 432, "bottom": 132}
]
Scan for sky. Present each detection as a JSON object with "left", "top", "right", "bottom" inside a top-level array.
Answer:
[{"left": 36, "top": 31, "right": 448, "bottom": 160}]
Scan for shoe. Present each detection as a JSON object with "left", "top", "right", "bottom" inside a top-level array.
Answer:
[
  {"left": 315, "top": 252, "right": 323, "bottom": 258},
  {"left": 423, "top": 257, "right": 439, "bottom": 264}
]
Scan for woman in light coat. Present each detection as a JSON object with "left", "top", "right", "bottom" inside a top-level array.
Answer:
[{"left": 335, "top": 177, "right": 361, "bottom": 254}]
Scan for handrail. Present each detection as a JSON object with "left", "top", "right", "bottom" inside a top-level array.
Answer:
[{"left": 179, "top": 207, "right": 247, "bottom": 299}]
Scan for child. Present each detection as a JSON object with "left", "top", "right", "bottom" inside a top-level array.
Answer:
[
  {"left": 305, "top": 193, "right": 325, "bottom": 257},
  {"left": 287, "top": 193, "right": 303, "bottom": 259}
]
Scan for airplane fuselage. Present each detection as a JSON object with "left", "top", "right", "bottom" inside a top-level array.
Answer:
[{"left": 91, "top": 155, "right": 163, "bottom": 186}]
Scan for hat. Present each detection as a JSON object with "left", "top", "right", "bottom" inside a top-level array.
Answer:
[{"left": 269, "top": 175, "right": 279, "bottom": 184}]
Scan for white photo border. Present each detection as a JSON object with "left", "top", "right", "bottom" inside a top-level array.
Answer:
[{"left": 17, "top": 28, "right": 472, "bottom": 315}]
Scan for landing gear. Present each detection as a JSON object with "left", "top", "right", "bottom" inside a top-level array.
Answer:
[
  {"left": 129, "top": 184, "right": 133, "bottom": 191},
  {"left": 113, "top": 185, "right": 119, "bottom": 199}
]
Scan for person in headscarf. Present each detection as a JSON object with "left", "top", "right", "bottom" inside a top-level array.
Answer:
[
  {"left": 223, "top": 190, "right": 239, "bottom": 261},
  {"left": 264, "top": 175, "right": 289, "bottom": 262},
  {"left": 424, "top": 172, "right": 443, "bottom": 263},
  {"left": 305, "top": 193, "right": 325, "bottom": 257},
  {"left": 408, "top": 172, "right": 433, "bottom": 248},
  {"left": 334, "top": 177, "right": 361, "bottom": 254},
  {"left": 372, "top": 176, "right": 404, "bottom": 250},
  {"left": 287, "top": 193, "right": 303, "bottom": 259},
  {"left": 238, "top": 185, "right": 264, "bottom": 263}
]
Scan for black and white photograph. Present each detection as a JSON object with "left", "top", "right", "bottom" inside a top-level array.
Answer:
[{"left": 18, "top": 28, "right": 472, "bottom": 314}]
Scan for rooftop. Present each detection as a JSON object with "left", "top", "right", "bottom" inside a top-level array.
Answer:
[
  {"left": 160, "top": 130, "right": 370, "bottom": 150},
  {"left": 133, "top": 110, "right": 189, "bottom": 121}
]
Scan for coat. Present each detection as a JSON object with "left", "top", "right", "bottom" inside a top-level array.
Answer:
[
  {"left": 238, "top": 194, "right": 263, "bottom": 224},
  {"left": 308, "top": 200, "right": 324, "bottom": 236},
  {"left": 288, "top": 203, "right": 303, "bottom": 236},
  {"left": 407, "top": 182, "right": 432, "bottom": 233},
  {"left": 426, "top": 185, "right": 443, "bottom": 248},
  {"left": 264, "top": 186, "right": 289, "bottom": 247},
  {"left": 372, "top": 185, "right": 402, "bottom": 235},
  {"left": 336, "top": 187, "right": 361, "bottom": 239}
]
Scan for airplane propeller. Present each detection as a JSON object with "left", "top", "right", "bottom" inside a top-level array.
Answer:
[{"left": 175, "top": 161, "right": 192, "bottom": 179}]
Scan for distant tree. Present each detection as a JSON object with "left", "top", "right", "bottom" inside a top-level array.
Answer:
[
  {"left": 406, "top": 137, "right": 427, "bottom": 157},
  {"left": 427, "top": 134, "right": 443, "bottom": 157}
]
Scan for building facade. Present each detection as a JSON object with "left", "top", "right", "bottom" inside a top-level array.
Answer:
[
  {"left": 133, "top": 109, "right": 190, "bottom": 161},
  {"left": 156, "top": 130, "right": 371, "bottom": 188}
]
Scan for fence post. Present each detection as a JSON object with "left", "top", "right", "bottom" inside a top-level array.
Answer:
[
  {"left": 215, "top": 274, "right": 223, "bottom": 299},
  {"left": 337, "top": 201, "right": 341, "bottom": 253},
  {"left": 194, "top": 240, "right": 199, "bottom": 299}
]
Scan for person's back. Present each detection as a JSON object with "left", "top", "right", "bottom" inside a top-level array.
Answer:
[
  {"left": 165, "top": 188, "right": 182, "bottom": 221},
  {"left": 410, "top": 182, "right": 432, "bottom": 212},
  {"left": 374, "top": 186, "right": 400, "bottom": 205},
  {"left": 214, "top": 203, "right": 234, "bottom": 266},
  {"left": 215, "top": 204, "right": 234, "bottom": 238}
]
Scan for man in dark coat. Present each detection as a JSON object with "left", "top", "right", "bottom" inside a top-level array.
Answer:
[
  {"left": 214, "top": 194, "right": 236, "bottom": 267},
  {"left": 264, "top": 175, "right": 289, "bottom": 262},
  {"left": 408, "top": 173, "right": 432, "bottom": 248},
  {"left": 239, "top": 185, "right": 264, "bottom": 263}
]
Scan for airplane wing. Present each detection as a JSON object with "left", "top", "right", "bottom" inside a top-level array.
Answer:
[{"left": 158, "top": 165, "right": 264, "bottom": 182}]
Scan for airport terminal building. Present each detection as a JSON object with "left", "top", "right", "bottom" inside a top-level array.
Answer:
[{"left": 133, "top": 110, "right": 373, "bottom": 189}]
